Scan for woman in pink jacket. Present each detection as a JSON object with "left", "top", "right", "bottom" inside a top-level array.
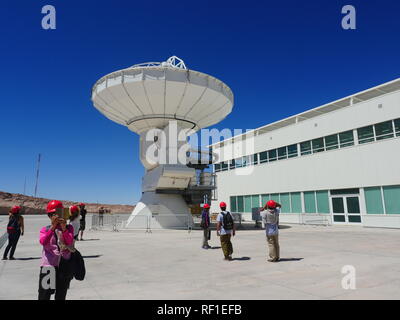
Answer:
[{"left": 38, "top": 200, "right": 75, "bottom": 300}]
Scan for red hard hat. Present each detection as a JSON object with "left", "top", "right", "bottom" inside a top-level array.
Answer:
[
  {"left": 267, "top": 200, "right": 277, "bottom": 208},
  {"left": 219, "top": 202, "right": 227, "bottom": 208},
  {"left": 70, "top": 205, "right": 79, "bottom": 214},
  {"left": 46, "top": 200, "right": 63, "bottom": 213},
  {"left": 79, "top": 203, "right": 85, "bottom": 207},
  {"left": 10, "top": 206, "right": 21, "bottom": 214},
  {"left": 203, "top": 203, "right": 210, "bottom": 209}
]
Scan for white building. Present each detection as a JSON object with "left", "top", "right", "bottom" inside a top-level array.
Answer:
[{"left": 210, "top": 79, "right": 400, "bottom": 228}]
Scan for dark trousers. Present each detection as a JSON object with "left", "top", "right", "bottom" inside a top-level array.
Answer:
[
  {"left": 38, "top": 261, "right": 72, "bottom": 300},
  {"left": 3, "top": 232, "right": 21, "bottom": 258}
]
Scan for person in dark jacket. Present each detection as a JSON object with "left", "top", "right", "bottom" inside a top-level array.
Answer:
[
  {"left": 201, "top": 204, "right": 211, "bottom": 249},
  {"left": 3, "top": 206, "right": 24, "bottom": 260},
  {"left": 78, "top": 203, "right": 87, "bottom": 241}
]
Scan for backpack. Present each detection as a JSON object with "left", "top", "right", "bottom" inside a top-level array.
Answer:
[
  {"left": 7, "top": 216, "right": 20, "bottom": 234},
  {"left": 200, "top": 211, "right": 209, "bottom": 229},
  {"left": 70, "top": 250, "right": 86, "bottom": 281},
  {"left": 221, "top": 211, "right": 234, "bottom": 230}
]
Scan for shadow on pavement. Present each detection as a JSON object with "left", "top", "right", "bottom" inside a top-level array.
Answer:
[
  {"left": 210, "top": 246, "right": 221, "bottom": 249},
  {"left": 15, "top": 257, "right": 41, "bottom": 261},
  {"left": 79, "top": 239, "right": 100, "bottom": 241},
  {"left": 232, "top": 257, "right": 251, "bottom": 261},
  {"left": 278, "top": 258, "right": 303, "bottom": 262},
  {"left": 82, "top": 255, "right": 102, "bottom": 259}
]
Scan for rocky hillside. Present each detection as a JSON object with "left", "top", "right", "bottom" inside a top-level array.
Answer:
[{"left": 0, "top": 191, "right": 135, "bottom": 215}]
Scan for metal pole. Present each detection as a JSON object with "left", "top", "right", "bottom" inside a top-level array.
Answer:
[{"left": 34, "top": 154, "right": 41, "bottom": 198}]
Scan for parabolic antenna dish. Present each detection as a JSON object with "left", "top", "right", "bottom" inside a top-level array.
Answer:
[{"left": 91, "top": 56, "right": 234, "bottom": 133}]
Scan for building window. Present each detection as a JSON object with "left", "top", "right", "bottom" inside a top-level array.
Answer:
[
  {"left": 300, "top": 141, "right": 312, "bottom": 156},
  {"left": 235, "top": 157, "right": 243, "bottom": 168},
  {"left": 279, "top": 193, "right": 290, "bottom": 213},
  {"left": 242, "top": 156, "right": 251, "bottom": 167},
  {"left": 268, "top": 149, "right": 277, "bottom": 162},
  {"left": 214, "top": 163, "right": 221, "bottom": 172},
  {"left": 230, "top": 196, "right": 237, "bottom": 212},
  {"left": 312, "top": 138, "right": 325, "bottom": 153},
  {"left": 383, "top": 185, "right": 400, "bottom": 214},
  {"left": 287, "top": 144, "right": 298, "bottom": 158},
  {"left": 259, "top": 151, "right": 268, "bottom": 164},
  {"left": 339, "top": 130, "right": 354, "bottom": 148},
  {"left": 394, "top": 118, "right": 400, "bottom": 137},
  {"left": 237, "top": 196, "right": 244, "bottom": 212},
  {"left": 244, "top": 195, "right": 252, "bottom": 213},
  {"left": 374, "top": 121, "right": 394, "bottom": 140},
  {"left": 325, "top": 134, "right": 339, "bottom": 150},
  {"left": 277, "top": 146, "right": 287, "bottom": 160},
  {"left": 261, "top": 194, "right": 270, "bottom": 207},
  {"left": 290, "top": 192, "right": 302, "bottom": 213},
  {"left": 251, "top": 153, "right": 258, "bottom": 165},
  {"left": 357, "top": 125, "right": 375, "bottom": 144},
  {"left": 221, "top": 161, "right": 229, "bottom": 171},
  {"left": 304, "top": 191, "right": 316, "bottom": 213},
  {"left": 229, "top": 159, "right": 236, "bottom": 170},
  {"left": 331, "top": 188, "right": 359, "bottom": 195},
  {"left": 364, "top": 187, "right": 384, "bottom": 214},
  {"left": 251, "top": 195, "right": 260, "bottom": 209},
  {"left": 316, "top": 190, "right": 330, "bottom": 213}
]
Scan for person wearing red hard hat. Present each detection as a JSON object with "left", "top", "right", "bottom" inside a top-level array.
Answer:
[
  {"left": 68, "top": 205, "right": 81, "bottom": 241},
  {"left": 200, "top": 203, "right": 212, "bottom": 249},
  {"left": 78, "top": 203, "right": 87, "bottom": 241},
  {"left": 216, "top": 201, "right": 236, "bottom": 261},
  {"left": 260, "top": 199, "right": 282, "bottom": 262},
  {"left": 2, "top": 206, "right": 24, "bottom": 260},
  {"left": 38, "top": 200, "right": 75, "bottom": 300}
]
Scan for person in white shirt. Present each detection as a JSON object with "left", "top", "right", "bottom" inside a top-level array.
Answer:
[
  {"left": 68, "top": 205, "right": 81, "bottom": 241},
  {"left": 259, "top": 200, "right": 281, "bottom": 262},
  {"left": 216, "top": 201, "right": 236, "bottom": 261}
]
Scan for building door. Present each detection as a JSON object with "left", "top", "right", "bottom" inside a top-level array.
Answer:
[{"left": 331, "top": 195, "right": 362, "bottom": 224}]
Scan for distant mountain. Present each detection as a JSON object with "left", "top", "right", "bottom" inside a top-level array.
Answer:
[{"left": 0, "top": 191, "right": 135, "bottom": 215}]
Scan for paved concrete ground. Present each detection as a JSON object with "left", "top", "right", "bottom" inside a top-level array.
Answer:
[{"left": 0, "top": 215, "right": 399, "bottom": 300}]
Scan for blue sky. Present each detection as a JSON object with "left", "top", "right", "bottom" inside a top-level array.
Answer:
[{"left": 0, "top": 0, "right": 399, "bottom": 205}]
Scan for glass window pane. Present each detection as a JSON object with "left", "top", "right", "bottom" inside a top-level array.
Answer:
[
  {"left": 300, "top": 141, "right": 312, "bottom": 155},
  {"left": 268, "top": 149, "right": 277, "bottom": 162},
  {"left": 251, "top": 195, "right": 260, "bottom": 209},
  {"left": 252, "top": 153, "right": 258, "bottom": 165},
  {"left": 364, "top": 187, "right": 384, "bottom": 214},
  {"left": 312, "top": 138, "right": 325, "bottom": 153},
  {"left": 304, "top": 191, "right": 316, "bottom": 213},
  {"left": 325, "top": 134, "right": 339, "bottom": 150},
  {"left": 230, "top": 196, "right": 237, "bottom": 212},
  {"left": 235, "top": 157, "right": 243, "bottom": 168},
  {"left": 279, "top": 193, "right": 290, "bottom": 213},
  {"left": 229, "top": 159, "right": 236, "bottom": 170},
  {"left": 242, "top": 156, "right": 250, "bottom": 167},
  {"left": 394, "top": 119, "right": 400, "bottom": 137},
  {"left": 277, "top": 147, "right": 287, "bottom": 160},
  {"left": 331, "top": 188, "right": 359, "bottom": 195},
  {"left": 221, "top": 161, "right": 229, "bottom": 171},
  {"left": 357, "top": 126, "right": 374, "bottom": 144},
  {"left": 259, "top": 151, "right": 268, "bottom": 163},
  {"left": 214, "top": 163, "right": 221, "bottom": 172},
  {"left": 316, "top": 190, "right": 330, "bottom": 213},
  {"left": 348, "top": 216, "right": 361, "bottom": 223},
  {"left": 290, "top": 192, "right": 302, "bottom": 213},
  {"left": 237, "top": 196, "right": 244, "bottom": 212},
  {"left": 270, "top": 194, "right": 280, "bottom": 205},
  {"left": 287, "top": 144, "right": 298, "bottom": 158},
  {"left": 346, "top": 197, "right": 360, "bottom": 214},
  {"left": 383, "top": 185, "right": 400, "bottom": 214},
  {"left": 332, "top": 198, "right": 345, "bottom": 213},
  {"left": 261, "top": 194, "right": 270, "bottom": 208},
  {"left": 339, "top": 130, "right": 354, "bottom": 147},
  {"left": 334, "top": 215, "right": 346, "bottom": 222},
  {"left": 244, "top": 195, "right": 252, "bottom": 213},
  {"left": 375, "top": 121, "right": 394, "bottom": 140}
]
